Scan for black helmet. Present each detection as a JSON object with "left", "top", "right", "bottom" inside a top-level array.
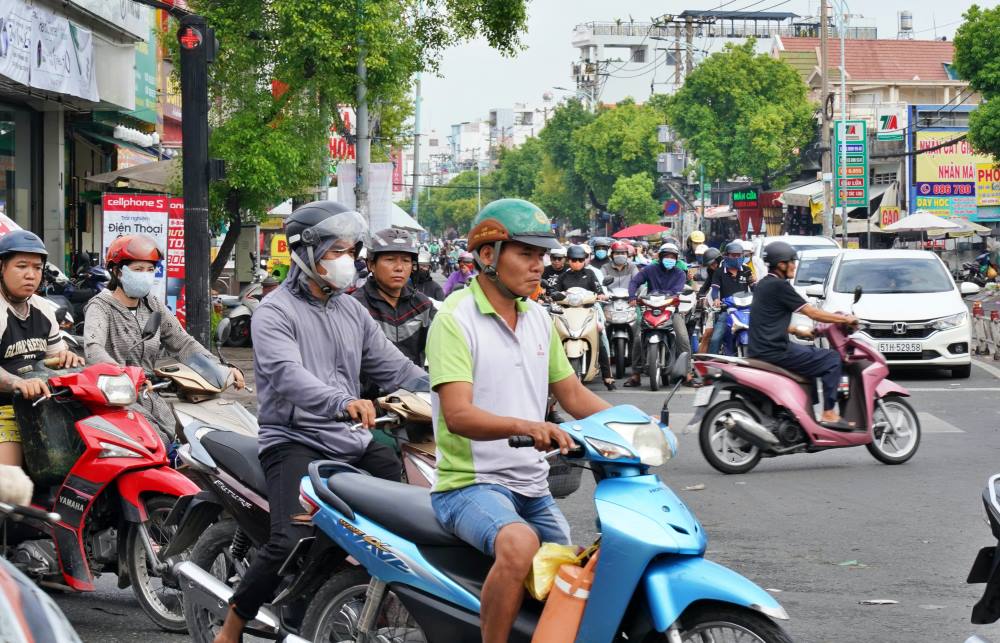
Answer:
[
  {"left": 566, "top": 245, "right": 587, "bottom": 260},
  {"left": 763, "top": 241, "right": 798, "bottom": 266},
  {"left": 724, "top": 241, "right": 744, "bottom": 256},
  {"left": 0, "top": 230, "right": 47, "bottom": 262},
  {"left": 284, "top": 200, "right": 366, "bottom": 256},
  {"left": 369, "top": 228, "right": 419, "bottom": 257},
  {"left": 702, "top": 247, "right": 721, "bottom": 265}
]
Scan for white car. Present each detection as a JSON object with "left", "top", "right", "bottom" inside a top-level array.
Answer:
[
  {"left": 807, "top": 249, "right": 979, "bottom": 378},
  {"left": 790, "top": 248, "right": 841, "bottom": 344},
  {"left": 753, "top": 234, "right": 840, "bottom": 259}
]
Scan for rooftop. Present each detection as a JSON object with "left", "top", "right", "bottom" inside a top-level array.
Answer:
[
  {"left": 775, "top": 37, "right": 958, "bottom": 83},
  {"left": 678, "top": 10, "right": 799, "bottom": 21}
]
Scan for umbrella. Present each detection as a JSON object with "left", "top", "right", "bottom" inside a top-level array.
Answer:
[
  {"left": 882, "top": 210, "right": 961, "bottom": 232},
  {"left": 612, "top": 223, "right": 669, "bottom": 239},
  {"left": 927, "top": 217, "right": 990, "bottom": 239}
]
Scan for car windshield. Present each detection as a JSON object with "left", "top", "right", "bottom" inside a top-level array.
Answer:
[
  {"left": 794, "top": 256, "right": 835, "bottom": 286},
  {"left": 833, "top": 258, "right": 953, "bottom": 294}
]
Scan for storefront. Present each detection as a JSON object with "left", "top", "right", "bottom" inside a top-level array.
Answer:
[{"left": 777, "top": 181, "right": 824, "bottom": 236}]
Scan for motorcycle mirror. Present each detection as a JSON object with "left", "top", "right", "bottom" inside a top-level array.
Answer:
[
  {"left": 853, "top": 285, "right": 863, "bottom": 304},
  {"left": 142, "top": 311, "right": 162, "bottom": 340},
  {"left": 550, "top": 292, "right": 567, "bottom": 302}
]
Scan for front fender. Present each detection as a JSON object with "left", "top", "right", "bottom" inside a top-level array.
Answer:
[
  {"left": 876, "top": 379, "right": 910, "bottom": 398},
  {"left": 564, "top": 339, "right": 586, "bottom": 358},
  {"left": 644, "top": 556, "right": 788, "bottom": 631},
  {"left": 647, "top": 334, "right": 662, "bottom": 344},
  {"left": 118, "top": 466, "right": 200, "bottom": 522}
]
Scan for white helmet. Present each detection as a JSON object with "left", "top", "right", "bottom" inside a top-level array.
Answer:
[
  {"left": 550, "top": 246, "right": 567, "bottom": 258},
  {"left": 417, "top": 250, "right": 432, "bottom": 264},
  {"left": 694, "top": 243, "right": 708, "bottom": 256},
  {"left": 740, "top": 239, "right": 754, "bottom": 253},
  {"left": 657, "top": 242, "right": 680, "bottom": 256}
]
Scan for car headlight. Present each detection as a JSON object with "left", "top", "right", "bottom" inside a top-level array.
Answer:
[
  {"left": 605, "top": 421, "right": 674, "bottom": 466},
  {"left": 98, "top": 374, "right": 137, "bottom": 406},
  {"left": 585, "top": 436, "right": 636, "bottom": 460},
  {"left": 931, "top": 312, "right": 967, "bottom": 330}
]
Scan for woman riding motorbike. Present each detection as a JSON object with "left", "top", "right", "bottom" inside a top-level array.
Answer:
[{"left": 83, "top": 234, "right": 244, "bottom": 441}]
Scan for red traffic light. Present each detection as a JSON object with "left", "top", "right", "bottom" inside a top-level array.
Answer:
[{"left": 179, "top": 26, "right": 203, "bottom": 50}]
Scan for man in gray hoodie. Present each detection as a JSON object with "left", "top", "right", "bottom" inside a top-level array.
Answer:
[{"left": 216, "top": 201, "right": 427, "bottom": 643}]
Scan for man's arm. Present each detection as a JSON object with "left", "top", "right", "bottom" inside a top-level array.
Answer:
[
  {"left": 549, "top": 375, "right": 611, "bottom": 419},
  {"left": 627, "top": 267, "right": 646, "bottom": 300},
  {"left": 796, "top": 304, "right": 857, "bottom": 327}
]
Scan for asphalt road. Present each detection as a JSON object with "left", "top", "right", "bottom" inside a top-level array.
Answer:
[{"left": 52, "top": 354, "right": 1000, "bottom": 642}]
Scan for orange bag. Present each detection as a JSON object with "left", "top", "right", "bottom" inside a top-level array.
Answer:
[{"left": 531, "top": 551, "right": 599, "bottom": 643}]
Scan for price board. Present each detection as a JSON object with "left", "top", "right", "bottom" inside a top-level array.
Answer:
[{"left": 833, "top": 120, "right": 868, "bottom": 208}]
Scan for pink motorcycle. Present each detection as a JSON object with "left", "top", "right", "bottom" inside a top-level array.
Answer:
[{"left": 687, "top": 298, "right": 920, "bottom": 474}]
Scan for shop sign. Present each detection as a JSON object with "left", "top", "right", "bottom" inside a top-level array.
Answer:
[
  {"left": 976, "top": 163, "right": 1000, "bottom": 207},
  {"left": 328, "top": 107, "right": 356, "bottom": 173},
  {"left": 732, "top": 188, "right": 758, "bottom": 209},
  {"left": 834, "top": 120, "right": 868, "bottom": 208},
  {"left": 166, "top": 198, "right": 185, "bottom": 327},
  {"left": 879, "top": 206, "right": 900, "bottom": 228},
  {"left": 69, "top": 0, "right": 149, "bottom": 40},
  {"left": 876, "top": 110, "right": 904, "bottom": 142},
  {"left": 127, "top": 11, "right": 158, "bottom": 125},
  {"left": 913, "top": 131, "right": 994, "bottom": 216},
  {"left": 102, "top": 193, "right": 168, "bottom": 302}
]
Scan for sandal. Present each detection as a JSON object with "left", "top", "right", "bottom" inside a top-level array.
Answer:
[
  {"left": 623, "top": 375, "right": 642, "bottom": 388},
  {"left": 604, "top": 378, "right": 617, "bottom": 391}
]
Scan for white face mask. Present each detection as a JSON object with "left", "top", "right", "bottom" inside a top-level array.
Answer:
[
  {"left": 120, "top": 265, "right": 154, "bottom": 299},
  {"left": 317, "top": 255, "right": 356, "bottom": 291}
]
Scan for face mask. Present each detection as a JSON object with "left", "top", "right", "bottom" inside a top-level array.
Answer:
[
  {"left": 724, "top": 257, "right": 742, "bottom": 270},
  {"left": 742, "top": 256, "right": 751, "bottom": 265},
  {"left": 612, "top": 254, "right": 627, "bottom": 266},
  {"left": 660, "top": 258, "right": 677, "bottom": 270},
  {"left": 595, "top": 249, "right": 608, "bottom": 260},
  {"left": 317, "top": 255, "right": 356, "bottom": 291},
  {"left": 119, "top": 265, "right": 154, "bottom": 299}
]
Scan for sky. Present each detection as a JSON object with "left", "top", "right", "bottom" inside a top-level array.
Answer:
[{"left": 418, "top": 0, "right": 982, "bottom": 139}]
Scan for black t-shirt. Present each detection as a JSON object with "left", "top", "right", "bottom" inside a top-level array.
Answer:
[
  {"left": 711, "top": 267, "right": 753, "bottom": 301},
  {"left": 542, "top": 265, "right": 567, "bottom": 292},
  {"left": 556, "top": 269, "right": 602, "bottom": 294},
  {"left": 747, "top": 274, "right": 807, "bottom": 360}
]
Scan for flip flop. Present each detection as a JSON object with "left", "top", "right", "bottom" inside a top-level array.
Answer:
[{"left": 623, "top": 377, "right": 642, "bottom": 388}]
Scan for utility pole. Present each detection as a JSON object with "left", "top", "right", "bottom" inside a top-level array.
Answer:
[
  {"left": 673, "top": 23, "right": 682, "bottom": 88},
  {"left": 820, "top": 0, "right": 833, "bottom": 238},
  {"left": 355, "top": 0, "right": 371, "bottom": 226},
  {"left": 685, "top": 17, "right": 694, "bottom": 76},
  {"left": 839, "top": 5, "right": 849, "bottom": 246},
  {"left": 410, "top": 0, "right": 423, "bottom": 220}
]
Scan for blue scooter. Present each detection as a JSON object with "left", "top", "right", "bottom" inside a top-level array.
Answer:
[
  {"left": 721, "top": 291, "right": 753, "bottom": 357},
  {"left": 293, "top": 359, "right": 792, "bottom": 642}
]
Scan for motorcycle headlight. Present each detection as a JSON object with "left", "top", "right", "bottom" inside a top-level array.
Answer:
[
  {"left": 585, "top": 436, "right": 636, "bottom": 461},
  {"left": 931, "top": 312, "right": 967, "bottom": 330},
  {"left": 605, "top": 421, "right": 675, "bottom": 466},
  {"left": 97, "top": 441, "right": 143, "bottom": 459},
  {"left": 98, "top": 374, "right": 137, "bottom": 406}
]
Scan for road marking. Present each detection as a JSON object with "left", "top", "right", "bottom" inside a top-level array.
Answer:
[
  {"left": 906, "top": 387, "right": 1000, "bottom": 392},
  {"left": 973, "top": 359, "right": 1000, "bottom": 380},
  {"left": 918, "top": 412, "right": 964, "bottom": 433}
]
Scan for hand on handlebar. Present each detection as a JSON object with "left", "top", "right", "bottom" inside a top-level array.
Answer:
[
  {"left": 514, "top": 420, "right": 574, "bottom": 454},
  {"left": 345, "top": 399, "right": 377, "bottom": 430},
  {"left": 842, "top": 314, "right": 860, "bottom": 329},
  {"left": 13, "top": 377, "right": 50, "bottom": 401}
]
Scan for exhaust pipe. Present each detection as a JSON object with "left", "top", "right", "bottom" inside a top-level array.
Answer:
[
  {"left": 722, "top": 414, "right": 780, "bottom": 448},
  {"left": 173, "top": 561, "right": 310, "bottom": 643}
]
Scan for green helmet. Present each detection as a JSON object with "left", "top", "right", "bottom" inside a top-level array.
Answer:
[{"left": 468, "top": 199, "right": 560, "bottom": 252}]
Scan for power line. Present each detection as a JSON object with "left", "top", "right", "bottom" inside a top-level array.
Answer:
[{"left": 870, "top": 133, "right": 966, "bottom": 159}]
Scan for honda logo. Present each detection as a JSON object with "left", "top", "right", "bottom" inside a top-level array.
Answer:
[{"left": 892, "top": 322, "right": 908, "bottom": 335}]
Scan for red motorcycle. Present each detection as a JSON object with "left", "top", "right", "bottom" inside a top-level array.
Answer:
[
  {"left": 638, "top": 291, "right": 685, "bottom": 392},
  {"left": 9, "top": 319, "right": 198, "bottom": 631}
]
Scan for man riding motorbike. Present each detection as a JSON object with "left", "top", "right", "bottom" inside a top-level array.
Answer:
[
  {"left": 83, "top": 234, "right": 243, "bottom": 442},
  {"left": 443, "top": 251, "right": 477, "bottom": 295},
  {"left": 602, "top": 240, "right": 638, "bottom": 290},
  {"left": 749, "top": 241, "right": 858, "bottom": 426},
  {"left": 685, "top": 230, "right": 706, "bottom": 264},
  {"left": 213, "top": 201, "right": 427, "bottom": 643},
  {"left": 624, "top": 242, "right": 694, "bottom": 387},
  {"left": 352, "top": 228, "right": 436, "bottom": 366},
  {"left": 589, "top": 237, "right": 613, "bottom": 271},
  {"left": 427, "top": 198, "right": 611, "bottom": 643},
  {"left": 696, "top": 247, "right": 723, "bottom": 353},
  {"left": 0, "top": 231, "right": 83, "bottom": 467},
  {"left": 541, "top": 245, "right": 567, "bottom": 293},
  {"left": 412, "top": 250, "right": 445, "bottom": 301},
  {"left": 556, "top": 245, "right": 616, "bottom": 390},
  {"left": 707, "top": 241, "right": 754, "bottom": 354}
]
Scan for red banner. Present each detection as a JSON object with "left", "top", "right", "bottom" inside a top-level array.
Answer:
[{"left": 167, "top": 198, "right": 186, "bottom": 328}]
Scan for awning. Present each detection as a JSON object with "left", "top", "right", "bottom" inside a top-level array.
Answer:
[
  {"left": 927, "top": 217, "right": 991, "bottom": 238},
  {"left": 703, "top": 205, "right": 736, "bottom": 219},
  {"left": 84, "top": 158, "right": 178, "bottom": 192},
  {"left": 77, "top": 130, "right": 162, "bottom": 162},
  {"left": 390, "top": 204, "right": 425, "bottom": 232},
  {"left": 777, "top": 181, "right": 823, "bottom": 208}
]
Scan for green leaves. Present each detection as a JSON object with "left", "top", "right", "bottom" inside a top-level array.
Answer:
[
  {"left": 607, "top": 173, "right": 660, "bottom": 224},
  {"left": 954, "top": 5, "right": 1000, "bottom": 161}
]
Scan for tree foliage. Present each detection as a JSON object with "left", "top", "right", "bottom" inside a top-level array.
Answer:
[
  {"left": 663, "top": 41, "right": 814, "bottom": 187},
  {"left": 414, "top": 170, "right": 494, "bottom": 236},
  {"left": 607, "top": 173, "right": 660, "bottom": 224},
  {"left": 954, "top": 5, "right": 1000, "bottom": 161},
  {"left": 492, "top": 137, "right": 544, "bottom": 199}
]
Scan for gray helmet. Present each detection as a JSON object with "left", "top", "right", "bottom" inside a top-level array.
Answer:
[
  {"left": 657, "top": 242, "right": 680, "bottom": 257},
  {"left": 369, "top": 228, "right": 419, "bottom": 258},
  {"left": 724, "top": 241, "right": 744, "bottom": 256},
  {"left": 762, "top": 241, "right": 798, "bottom": 266},
  {"left": 285, "top": 200, "right": 367, "bottom": 256},
  {"left": 417, "top": 250, "right": 432, "bottom": 264},
  {"left": 0, "top": 230, "right": 47, "bottom": 262},
  {"left": 702, "top": 247, "right": 721, "bottom": 265}
]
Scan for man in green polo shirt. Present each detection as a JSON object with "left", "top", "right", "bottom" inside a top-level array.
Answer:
[{"left": 427, "top": 199, "right": 611, "bottom": 643}]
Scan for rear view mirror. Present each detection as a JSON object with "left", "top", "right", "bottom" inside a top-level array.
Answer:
[
  {"left": 550, "top": 292, "right": 567, "bottom": 302},
  {"left": 961, "top": 281, "right": 982, "bottom": 296},
  {"left": 853, "top": 285, "right": 863, "bottom": 304},
  {"left": 216, "top": 318, "right": 232, "bottom": 346},
  {"left": 142, "top": 311, "right": 162, "bottom": 340},
  {"left": 805, "top": 284, "right": 825, "bottom": 298}
]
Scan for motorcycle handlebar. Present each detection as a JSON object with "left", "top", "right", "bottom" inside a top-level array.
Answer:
[{"left": 508, "top": 435, "right": 536, "bottom": 448}]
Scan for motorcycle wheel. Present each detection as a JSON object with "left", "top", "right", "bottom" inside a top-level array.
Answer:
[
  {"left": 614, "top": 337, "right": 627, "bottom": 379},
  {"left": 302, "top": 569, "right": 424, "bottom": 643},
  {"left": 699, "top": 400, "right": 762, "bottom": 474},
  {"left": 227, "top": 316, "right": 252, "bottom": 347},
  {"left": 642, "top": 603, "right": 792, "bottom": 643},
  {"left": 569, "top": 356, "right": 584, "bottom": 381},
  {"left": 182, "top": 520, "right": 252, "bottom": 643},
  {"left": 126, "top": 494, "right": 187, "bottom": 632},
  {"left": 867, "top": 395, "right": 920, "bottom": 465},
  {"left": 647, "top": 344, "right": 660, "bottom": 392}
]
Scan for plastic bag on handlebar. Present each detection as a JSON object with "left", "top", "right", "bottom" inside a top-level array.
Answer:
[{"left": 15, "top": 394, "right": 88, "bottom": 488}]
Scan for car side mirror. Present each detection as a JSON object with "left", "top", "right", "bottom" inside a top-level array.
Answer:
[
  {"left": 142, "top": 311, "right": 162, "bottom": 340},
  {"left": 853, "top": 285, "right": 863, "bottom": 304},
  {"left": 961, "top": 281, "right": 982, "bottom": 296},
  {"left": 805, "top": 284, "right": 825, "bottom": 298}
]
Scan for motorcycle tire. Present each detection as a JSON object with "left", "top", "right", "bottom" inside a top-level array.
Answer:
[
  {"left": 647, "top": 344, "right": 660, "bottom": 392},
  {"left": 227, "top": 316, "right": 253, "bottom": 348},
  {"left": 645, "top": 603, "right": 792, "bottom": 643},
  {"left": 867, "top": 395, "right": 921, "bottom": 465},
  {"left": 182, "top": 520, "right": 250, "bottom": 642},
  {"left": 302, "top": 569, "right": 424, "bottom": 643},
  {"left": 699, "top": 400, "right": 763, "bottom": 474},
  {"left": 614, "top": 337, "right": 627, "bottom": 379},
  {"left": 567, "top": 356, "right": 584, "bottom": 381},
  {"left": 126, "top": 494, "right": 188, "bottom": 632}
]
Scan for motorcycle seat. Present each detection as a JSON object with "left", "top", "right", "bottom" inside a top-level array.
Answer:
[
  {"left": 741, "top": 358, "right": 810, "bottom": 384},
  {"left": 200, "top": 431, "right": 268, "bottom": 497},
  {"left": 327, "top": 473, "right": 463, "bottom": 547}
]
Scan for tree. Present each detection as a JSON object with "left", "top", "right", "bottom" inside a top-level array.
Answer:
[
  {"left": 492, "top": 137, "right": 544, "bottom": 199},
  {"left": 607, "top": 173, "right": 660, "bottom": 224},
  {"left": 417, "top": 170, "right": 495, "bottom": 235},
  {"left": 954, "top": 5, "right": 1000, "bottom": 161},
  {"left": 663, "top": 41, "right": 814, "bottom": 188},
  {"left": 537, "top": 99, "right": 594, "bottom": 216}
]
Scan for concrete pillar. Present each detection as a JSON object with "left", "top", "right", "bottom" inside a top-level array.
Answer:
[
  {"left": 12, "top": 110, "right": 31, "bottom": 229},
  {"left": 42, "top": 110, "right": 65, "bottom": 270}
]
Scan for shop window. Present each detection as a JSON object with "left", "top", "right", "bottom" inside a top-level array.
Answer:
[{"left": 0, "top": 113, "right": 15, "bottom": 222}]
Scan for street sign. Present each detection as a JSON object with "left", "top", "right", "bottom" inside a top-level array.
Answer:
[
  {"left": 833, "top": 120, "right": 869, "bottom": 208},
  {"left": 663, "top": 200, "right": 680, "bottom": 216}
]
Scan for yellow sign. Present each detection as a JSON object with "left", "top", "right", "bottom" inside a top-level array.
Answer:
[
  {"left": 809, "top": 199, "right": 824, "bottom": 224},
  {"left": 914, "top": 132, "right": 993, "bottom": 184},
  {"left": 879, "top": 206, "right": 900, "bottom": 228},
  {"left": 977, "top": 163, "right": 1000, "bottom": 206},
  {"left": 260, "top": 217, "right": 285, "bottom": 230},
  {"left": 270, "top": 234, "right": 289, "bottom": 259}
]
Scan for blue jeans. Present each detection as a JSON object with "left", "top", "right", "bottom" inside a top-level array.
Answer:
[
  {"left": 431, "top": 483, "right": 571, "bottom": 556},
  {"left": 709, "top": 318, "right": 728, "bottom": 354},
  {"left": 767, "top": 344, "right": 842, "bottom": 411}
]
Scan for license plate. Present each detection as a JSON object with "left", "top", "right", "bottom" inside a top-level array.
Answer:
[
  {"left": 877, "top": 341, "right": 922, "bottom": 353},
  {"left": 693, "top": 386, "right": 713, "bottom": 407}
]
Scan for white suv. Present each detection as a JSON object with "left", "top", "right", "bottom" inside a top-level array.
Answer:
[{"left": 807, "top": 249, "right": 979, "bottom": 378}]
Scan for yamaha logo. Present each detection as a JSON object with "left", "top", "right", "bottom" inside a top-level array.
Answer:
[
  {"left": 893, "top": 322, "right": 908, "bottom": 335},
  {"left": 59, "top": 496, "right": 86, "bottom": 513}
]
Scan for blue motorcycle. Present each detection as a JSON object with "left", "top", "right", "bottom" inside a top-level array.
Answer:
[
  {"left": 292, "top": 368, "right": 792, "bottom": 642},
  {"left": 721, "top": 291, "right": 753, "bottom": 357}
]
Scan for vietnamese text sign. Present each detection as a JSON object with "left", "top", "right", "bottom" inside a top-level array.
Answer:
[
  {"left": 914, "top": 132, "right": 993, "bottom": 185},
  {"left": 166, "top": 198, "right": 185, "bottom": 327},
  {"left": 732, "top": 188, "right": 759, "bottom": 209},
  {"left": 834, "top": 120, "right": 868, "bottom": 208},
  {"left": 977, "top": 163, "right": 1000, "bottom": 207},
  {"left": 880, "top": 206, "right": 901, "bottom": 228},
  {"left": 102, "top": 194, "right": 168, "bottom": 303}
]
